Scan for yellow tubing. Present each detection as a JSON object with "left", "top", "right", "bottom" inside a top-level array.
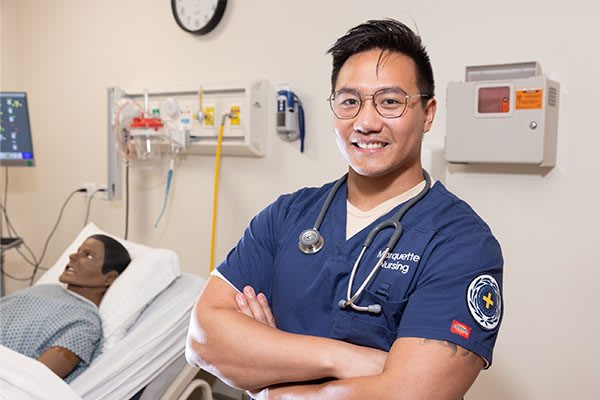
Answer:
[{"left": 209, "top": 122, "right": 226, "bottom": 272}]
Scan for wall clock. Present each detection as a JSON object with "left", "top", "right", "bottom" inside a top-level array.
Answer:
[{"left": 172, "top": 0, "right": 227, "bottom": 35}]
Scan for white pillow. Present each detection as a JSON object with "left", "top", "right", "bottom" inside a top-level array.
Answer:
[{"left": 36, "top": 222, "right": 181, "bottom": 351}]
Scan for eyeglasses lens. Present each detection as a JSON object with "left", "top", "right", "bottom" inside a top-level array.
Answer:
[{"left": 330, "top": 89, "right": 408, "bottom": 119}]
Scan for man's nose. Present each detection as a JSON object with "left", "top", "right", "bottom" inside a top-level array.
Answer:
[{"left": 353, "top": 99, "right": 383, "bottom": 133}]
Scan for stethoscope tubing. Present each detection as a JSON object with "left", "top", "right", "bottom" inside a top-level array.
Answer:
[
  {"left": 346, "top": 246, "right": 389, "bottom": 307},
  {"left": 343, "top": 170, "right": 431, "bottom": 312},
  {"left": 300, "top": 170, "right": 432, "bottom": 314},
  {"left": 313, "top": 174, "right": 347, "bottom": 230}
]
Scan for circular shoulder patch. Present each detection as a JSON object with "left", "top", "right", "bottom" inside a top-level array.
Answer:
[{"left": 467, "top": 274, "right": 501, "bottom": 330}]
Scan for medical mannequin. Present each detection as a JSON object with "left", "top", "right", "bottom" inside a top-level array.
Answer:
[
  {"left": 187, "top": 19, "right": 503, "bottom": 399},
  {"left": 0, "top": 234, "right": 131, "bottom": 382}
]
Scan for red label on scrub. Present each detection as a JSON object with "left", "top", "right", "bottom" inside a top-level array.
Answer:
[{"left": 450, "top": 320, "right": 471, "bottom": 339}]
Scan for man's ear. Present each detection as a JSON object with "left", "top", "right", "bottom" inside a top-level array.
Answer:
[
  {"left": 422, "top": 97, "right": 437, "bottom": 134},
  {"left": 104, "top": 270, "right": 119, "bottom": 287}
]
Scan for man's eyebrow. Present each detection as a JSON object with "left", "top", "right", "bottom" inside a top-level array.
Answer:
[
  {"left": 333, "top": 87, "right": 358, "bottom": 93},
  {"left": 334, "top": 85, "right": 408, "bottom": 93}
]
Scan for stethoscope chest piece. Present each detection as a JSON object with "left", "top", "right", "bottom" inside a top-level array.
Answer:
[{"left": 298, "top": 228, "right": 324, "bottom": 254}]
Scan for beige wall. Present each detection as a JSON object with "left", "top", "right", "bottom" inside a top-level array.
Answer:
[{"left": 2, "top": 0, "right": 599, "bottom": 398}]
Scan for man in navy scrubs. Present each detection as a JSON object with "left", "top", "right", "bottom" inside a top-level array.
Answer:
[{"left": 187, "top": 18, "right": 503, "bottom": 399}]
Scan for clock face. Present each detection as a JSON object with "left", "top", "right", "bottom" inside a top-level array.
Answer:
[{"left": 172, "top": 0, "right": 227, "bottom": 35}]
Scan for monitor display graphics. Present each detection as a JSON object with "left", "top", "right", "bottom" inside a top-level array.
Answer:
[{"left": 1, "top": 92, "right": 35, "bottom": 167}]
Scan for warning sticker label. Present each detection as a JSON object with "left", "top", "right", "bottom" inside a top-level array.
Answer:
[{"left": 516, "top": 89, "right": 543, "bottom": 110}]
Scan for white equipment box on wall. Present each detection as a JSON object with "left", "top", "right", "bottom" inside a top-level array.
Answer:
[
  {"left": 445, "top": 62, "right": 559, "bottom": 167},
  {"left": 109, "top": 80, "right": 271, "bottom": 157},
  {"left": 106, "top": 80, "right": 270, "bottom": 200}
]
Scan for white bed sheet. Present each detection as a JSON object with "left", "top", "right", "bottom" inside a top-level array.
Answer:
[
  {"left": 0, "top": 273, "right": 205, "bottom": 400},
  {"left": 70, "top": 272, "right": 206, "bottom": 400},
  {"left": 0, "top": 345, "right": 81, "bottom": 400}
]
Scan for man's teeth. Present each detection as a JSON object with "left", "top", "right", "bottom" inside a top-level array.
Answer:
[{"left": 356, "top": 142, "right": 385, "bottom": 149}]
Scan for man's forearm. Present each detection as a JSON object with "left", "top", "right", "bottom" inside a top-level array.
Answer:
[
  {"left": 254, "top": 376, "right": 383, "bottom": 400},
  {"left": 186, "top": 279, "right": 386, "bottom": 390},
  {"left": 258, "top": 373, "right": 467, "bottom": 400},
  {"left": 188, "top": 306, "right": 340, "bottom": 389},
  {"left": 253, "top": 338, "right": 484, "bottom": 400}
]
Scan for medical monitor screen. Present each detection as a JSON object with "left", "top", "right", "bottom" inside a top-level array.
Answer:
[{"left": 1, "top": 92, "right": 35, "bottom": 166}]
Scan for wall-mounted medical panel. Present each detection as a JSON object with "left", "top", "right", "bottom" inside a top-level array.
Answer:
[
  {"left": 445, "top": 62, "right": 559, "bottom": 167},
  {"left": 110, "top": 80, "right": 270, "bottom": 157}
]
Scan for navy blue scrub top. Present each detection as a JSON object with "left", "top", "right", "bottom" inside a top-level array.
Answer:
[{"left": 217, "top": 180, "right": 503, "bottom": 366}]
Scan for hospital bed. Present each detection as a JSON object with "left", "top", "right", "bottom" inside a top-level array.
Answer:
[{"left": 0, "top": 223, "right": 219, "bottom": 400}]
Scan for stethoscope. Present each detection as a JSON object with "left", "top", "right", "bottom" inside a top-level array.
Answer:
[{"left": 298, "top": 169, "right": 432, "bottom": 314}]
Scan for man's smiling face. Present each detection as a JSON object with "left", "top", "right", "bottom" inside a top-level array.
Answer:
[{"left": 332, "top": 48, "right": 435, "bottom": 179}]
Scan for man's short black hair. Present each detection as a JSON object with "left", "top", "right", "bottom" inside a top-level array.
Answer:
[
  {"left": 89, "top": 234, "right": 131, "bottom": 275},
  {"left": 327, "top": 18, "right": 435, "bottom": 100}
]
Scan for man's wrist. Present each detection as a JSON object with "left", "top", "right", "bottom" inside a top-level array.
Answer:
[{"left": 321, "top": 339, "right": 352, "bottom": 379}]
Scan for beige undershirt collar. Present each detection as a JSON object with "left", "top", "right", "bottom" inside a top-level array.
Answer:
[{"left": 346, "top": 180, "right": 429, "bottom": 239}]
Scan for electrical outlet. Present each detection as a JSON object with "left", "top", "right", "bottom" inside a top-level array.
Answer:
[
  {"left": 82, "top": 182, "right": 97, "bottom": 197},
  {"left": 82, "top": 182, "right": 108, "bottom": 199},
  {"left": 97, "top": 184, "right": 108, "bottom": 200}
]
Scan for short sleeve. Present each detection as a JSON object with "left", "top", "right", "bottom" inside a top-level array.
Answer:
[
  {"left": 397, "top": 231, "right": 503, "bottom": 367},
  {"left": 43, "top": 309, "right": 102, "bottom": 365},
  {"left": 215, "top": 198, "right": 282, "bottom": 298}
]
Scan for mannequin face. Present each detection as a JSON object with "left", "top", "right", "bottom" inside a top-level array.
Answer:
[{"left": 59, "top": 238, "right": 117, "bottom": 288}]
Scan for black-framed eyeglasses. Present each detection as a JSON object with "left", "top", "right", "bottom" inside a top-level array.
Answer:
[{"left": 327, "top": 88, "right": 432, "bottom": 119}]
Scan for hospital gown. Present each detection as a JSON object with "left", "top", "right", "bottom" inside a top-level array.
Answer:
[{"left": 0, "top": 284, "right": 102, "bottom": 382}]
